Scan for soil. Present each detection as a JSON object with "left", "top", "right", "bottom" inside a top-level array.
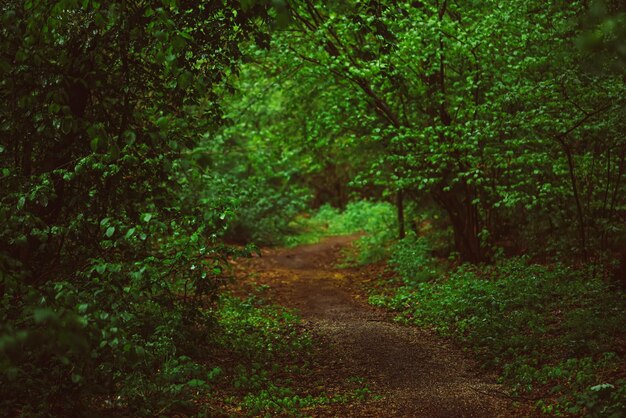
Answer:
[{"left": 232, "top": 236, "right": 537, "bottom": 417}]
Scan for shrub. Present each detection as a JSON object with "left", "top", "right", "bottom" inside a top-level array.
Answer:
[
  {"left": 388, "top": 234, "right": 442, "bottom": 283},
  {"left": 370, "top": 257, "right": 626, "bottom": 415}
]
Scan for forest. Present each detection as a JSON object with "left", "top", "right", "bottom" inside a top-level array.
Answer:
[{"left": 0, "top": 0, "right": 625, "bottom": 416}]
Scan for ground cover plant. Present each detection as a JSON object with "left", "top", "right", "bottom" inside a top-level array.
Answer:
[
  {"left": 369, "top": 233, "right": 626, "bottom": 416},
  {"left": 1, "top": 0, "right": 625, "bottom": 415},
  {"left": 208, "top": 287, "right": 378, "bottom": 417}
]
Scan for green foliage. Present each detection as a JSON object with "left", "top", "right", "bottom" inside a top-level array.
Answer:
[
  {"left": 285, "top": 201, "right": 397, "bottom": 264},
  {"left": 201, "top": 120, "right": 313, "bottom": 245},
  {"left": 239, "top": 382, "right": 375, "bottom": 416},
  {"left": 0, "top": 0, "right": 271, "bottom": 414},
  {"left": 287, "top": 200, "right": 395, "bottom": 245},
  {"left": 0, "top": 221, "right": 249, "bottom": 415},
  {"left": 571, "top": 380, "right": 626, "bottom": 418},
  {"left": 209, "top": 292, "right": 375, "bottom": 416},
  {"left": 225, "top": 175, "right": 311, "bottom": 245},
  {"left": 241, "top": 384, "right": 328, "bottom": 416},
  {"left": 216, "top": 292, "right": 314, "bottom": 414},
  {"left": 322, "top": 201, "right": 397, "bottom": 237},
  {"left": 227, "top": 0, "right": 626, "bottom": 262},
  {"left": 119, "top": 356, "right": 222, "bottom": 415},
  {"left": 388, "top": 234, "right": 442, "bottom": 283},
  {"left": 216, "top": 294, "right": 312, "bottom": 360},
  {"left": 2, "top": 0, "right": 625, "bottom": 414},
  {"left": 370, "top": 257, "right": 626, "bottom": 414}
]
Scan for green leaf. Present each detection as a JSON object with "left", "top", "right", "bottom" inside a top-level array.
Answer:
[
  {"left": 90, "top": 137, "right": 100, "bottom": 152},
  {"left": 156, "top": 116, "right": 168, "bottom": 129},
  {"left": 187, "top": 379, "right": 207, "bottom": 388},
  {"left": 123, "top": 130, "right": 136, "bottom": 144},
  {"left": 135, "top": 346, "right": 146, "bottom": 357},
  {"left": 33, "top": 308, "right": 56, "bottom": 324},
  {"left": 105, "top": 226, "right": 115, "bottom": 238},
  {"left": 61, "top": 118, "right": 73, "bottom": 134},
  {"left": 172, "top": 34, "right": 187, "bottom": 51},
  {"left": 178, "top": 70, "right": 193, "bottom": 89},
  {"left": 590, "top": 383, "right": 614, "bottom": 391},
  {"left": 124, "top": 227, "right": 136, "bottom": 239}
]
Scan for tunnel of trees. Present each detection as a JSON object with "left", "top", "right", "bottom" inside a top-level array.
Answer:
[{"left": 1, "top": 0, "right": 625, "bottom": 416}]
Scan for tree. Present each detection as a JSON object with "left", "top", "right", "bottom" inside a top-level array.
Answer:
[
  {"left": 0, "top": 0, "right": 270, "bottom": 413},
  {"left": 245, "top": 0, "right": 625, "bottom": 261}
]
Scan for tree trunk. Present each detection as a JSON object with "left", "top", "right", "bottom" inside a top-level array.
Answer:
[
  {"left": 397, "top": 189, "right": 405, "bottom": 239},
  {"left": 432, "top": 185, "right": 484, "bottom": 263}
]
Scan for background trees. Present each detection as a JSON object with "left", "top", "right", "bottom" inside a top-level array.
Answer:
[{"left": 220, "top": 0, "right": 625, "bottom": 262}]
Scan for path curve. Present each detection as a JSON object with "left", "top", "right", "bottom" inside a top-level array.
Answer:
[{"left": 236, "top": 236, "right": 533, "bottom": 417}]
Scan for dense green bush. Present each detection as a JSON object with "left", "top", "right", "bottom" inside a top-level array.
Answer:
[
  {"left": 0, "top": 201, "right": 248, "bottom": 415},
  {"left": 224, "top": 175, "right": 311, "bottom": 245},
  {"left": 388, "top": 233, "right": 442, "bottom": 283},
  {"left": 0, "top": 1, "right": 270, "bottom": 414},
  {"left": 370, "top": 257, "right": 626, "bottom": 415},
  {"left": 342, "top": 201, "right": 398, "bottom": 264}
]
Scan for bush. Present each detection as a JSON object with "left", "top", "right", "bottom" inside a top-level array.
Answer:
[
  {"left": 0, "top": 212, "right": 244, "bottom": 415},
  {"left": 221, "top": 175, "right": 311, "bottom": 245},
  {"left": 388, "top": 234, "right": 442, "bottom": 283},
  {"left": 286, "top": 200, "right": 398, "bottom": 264},
  {"left": 370, "top": 257, "right": 626, "bottom": 415}
]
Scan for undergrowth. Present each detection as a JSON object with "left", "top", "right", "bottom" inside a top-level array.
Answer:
[
  {"left": 369, "top": 233, "right": 626, "bottom": 416},
  {"left": 285, "top": 201, "right": 397, "bottom": 264},
  {"left": 207, "top": 291, "right": 375, "bottom": 416}
]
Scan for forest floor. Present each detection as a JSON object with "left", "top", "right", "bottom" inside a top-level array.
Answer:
[{"left": 231, "top": 236, "right": 538, "bottom": 417}]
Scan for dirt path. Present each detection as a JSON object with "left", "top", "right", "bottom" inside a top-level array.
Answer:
[{"left": 235, "top": 236, "right": 533, "bottom": 417}]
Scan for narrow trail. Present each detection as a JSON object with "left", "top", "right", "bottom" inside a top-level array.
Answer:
[{"left": 235, "top": 236, "right": 533, "bottom": 417}]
